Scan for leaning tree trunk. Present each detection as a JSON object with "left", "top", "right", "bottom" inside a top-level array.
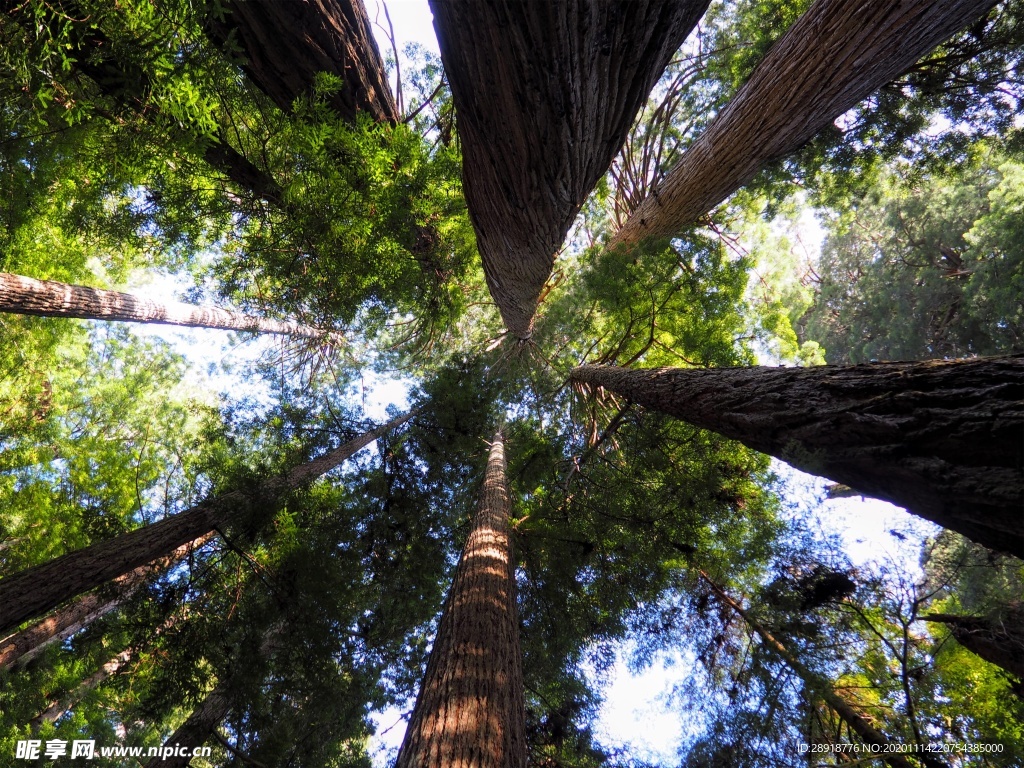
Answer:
[
  {"left": 0, "top": 533, "right": 214, "bottom": 670},
  {"left": 0, "top": 411, "right": 413, "bottom": 634},
  {"left": 700, "top": 571, "right": 941, "bottom": 768},
  {"left": 0, "top": 273, "right": 340, "bottom": 341},
  {"left": 571, "top": 358, "right": 1024, "bottom": 557},
  {"left": 430, "top": 0, "right": 710, "bottom": 339},
  {"left": 205, "top": 0, "right": 397, "bottom": 123},
  {"left": 610, "top": 0, "right": 998, "bottom": 248},
  {"left": 144, "top": 683, "right": 232, "bottom": 768},
  {"left": 30, "top": 647, "right": 135, "bottom": 728},
  {"left": 395, "top": 430, "right": 525, "bottom": 768},
  {"left": 925, "top": 607, "right": 1024, "bottom": 679}
]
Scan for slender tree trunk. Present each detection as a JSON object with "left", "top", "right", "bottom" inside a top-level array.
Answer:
[
  {"left": 700, "top": 571, "right": 943, "bottom": 768},
  {"left": 925, "top": 608, "right": 1024, "bottom": 679},
  {"left": 0, "top": 534, "right": 214, "bottom": 670},
  {"left": 431, "top": 0, "right": 710, "bottom": 339},
  {"left": 0, "top": 273, "right": 339, "bottom": 341},
  {"left": 30, "top": 648, "right": 134, "bottom": 728},
  {"left": 571, "top": 358, "right": 1024, "bottom": 557},
  {"left": 395, "top": 430, "right": 526, "bottom": 768},
  {"left": 205, "top": 0, "right": 397, "bottom": 123},
  {"left": 143, "top": 683, "right": 232, "bottom": 768},
  {"left": 610, "top": 0, "right": 998, "bottom": 248},
  {"left": 0, "top": 412, "right": 413, "bottom": 635}
]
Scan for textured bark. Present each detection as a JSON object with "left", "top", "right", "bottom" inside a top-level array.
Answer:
[
  {"left": 925, "top": 607, "right": 1024, "bottom": 679},
  {"left": 0, "top": 534, "right": 214, "bottom": 670},
  {"left": 395, "top": 431, "right": 525, "bottom": 768},
  {"left": 610, "top": 0, "right": 998, "bottom": 248},
  {"left": 0, "top": 411, "right": 412, "bottom": 634},
  {"left": 571, "top": 358, "right": 1024, "bottom": 556},
  {"left": 206, "top": 0, "right": 397, "bottom": 123},
  {"left": 701, "top": 572, "right": 939, "bottom": 768},
  {"left": 30, "top": 648, "right": 134, "bottom": 728},
  {"left": 431, "top": 0, "right": 709, "bottom": 338},
  {"left": 0, "top": 273, "right": 339, "bottom": 341},
  {"left": 143, "top": 683, "right": 232, "bottom": 768}
]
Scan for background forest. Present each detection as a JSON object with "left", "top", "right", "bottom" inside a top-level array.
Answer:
[{"left": 0, "top": 0, "right": 1022, "bottom": 766}]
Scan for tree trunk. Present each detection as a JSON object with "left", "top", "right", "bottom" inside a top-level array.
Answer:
[
  {"left": 0, "top": 411, "right": 413, "bottom": 634},
  {"left": 143, "top": 683, "right": 232, "bottom": 768},
  {"left": 700, "top": 571, "right": 942, "bottom": 768},
  {"left": 0, "top": 273, "right": 339, "bottom": 341},
  {"left": 395, "top": 430, "right": 526, "bottom": 768},
  {"left": 430, "top": 0, "right": 710, "bottom": 339},
  {"left": 205, "top": 0, "right": 397, "bottom": 123},
  {"left": 0, "top": 534, "right": 214, "bottom": 670},
  {"left": 30, "top": 647, "right": 134, "bottom": 728},
  {"left": 925, "top": 607, "right": 1024, "bottom": 679},
  {"left": 571, "top": 358, "right": 1024, "bottom": 557},
  {"left": 610, "top": 0, "right": 998, "bottom": 248}
]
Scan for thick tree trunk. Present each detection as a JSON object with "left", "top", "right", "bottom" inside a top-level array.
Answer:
[
  {"left": 925, "top": 608, "right": 1024, "bottom": 679},
  {"left": 395, "top": 430, "right": 526, "bottom": 768},
  {"left": 0, "top": 411, "right": 412, "bottom": 634},
  {"left": 610, "top": 0, "right": 998, "bottom": 248},
  {"left": 571, "top": 358, "right": 1024, "bottom": 557},
  {"left": 431, "top": 0, "right": 710, "bottom": 339},
  {"left": 701, "top": 572, "right": 942, "bottom": 768},
  {"left": 0, "top": 273, "right": 339, "bottom": 341},
  {"left": 206, "top": 0, "right": 397, "bottom": 123},
  {"left": 0, "top": 534, "right": 214, "bottom": 670}
]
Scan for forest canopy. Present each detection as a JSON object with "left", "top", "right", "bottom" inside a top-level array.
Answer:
[{"left": 0, "top": 0, "right": 1021, "bottom": 767}]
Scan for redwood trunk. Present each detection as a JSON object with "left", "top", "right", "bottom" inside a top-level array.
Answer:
[
  {"left": 571, "top": 358, "right": 1024, "bottom": 556},
  {"left": 431, "top": 0, "right": 710, "bottom": 338},
  {"left": 0, "top": 412, "right": 412, "bottom": 634},
  {"left": 926, "top": 608, "right": 1024, "bottom": 679},
  {"left": 30, "top": 647, "right": 134, "bottom": 728},
  {"left": 395, "top": 431, "right": 525, "bottom": 768},
  {"left": 206, "top": 0, "right": 397, "bottom": 122},
  {"left": 0, "top": 534, "right": 214, "bottom": 670},
  {"left": 144, "top": 683, "right": 231, "bottom": 768},
  {"left": 611, "top": 0, "right": 998, "bottom": 248},
  {"left": 0, "top": 273, "right": 337, "bottom": 340},
  {"left": 700, "top": 572, "right": 937, "bottom": 768}
]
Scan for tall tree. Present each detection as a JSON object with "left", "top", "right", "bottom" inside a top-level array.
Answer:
[
  {"left": 610, "top": 0, "right": 999, "bottom": 248},
  {"left": 0, "top": 411, "right": 413, "bottom": 634},
  {"left": 571, "top": 358, "right": 1024, "bottom": 556},
  {"left": 0, "top": 273, "right": 341, "bottom": 341},
  {"left": 395, "top": 430, "right": 526, "bottom": 768},
  {"left": 431, "top": 0, "right": 710, "bottom": 338}
]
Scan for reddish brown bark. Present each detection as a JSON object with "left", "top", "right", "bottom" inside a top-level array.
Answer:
[
  {"left": 431, "top": 0, "right": 710, "bottom": 338},
  {"left": 571, "top": 358, "right": 1024, "bottom": 557},
  {"left": 0, "top": 273, "right": 339, "bottom": 341},
  {"left": 0, "top": 534, "right": 214, "bottom": 670},
  {"left": 0, "top": 411, "right": 413, "bottom": 634},
  {"left": 206, "top": 0, "right": 397, "bottom": 122},
  {"left": 395, "top": 431, "right": 525, "bottom": 768},
  {"left": 611, "top": 0, "right": 998, "bottom": 248},
  {"left": 926, "top": 607, "right": 1024, "bottom": 679}
]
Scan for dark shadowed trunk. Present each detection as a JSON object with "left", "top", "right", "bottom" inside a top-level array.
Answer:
[
  {"left": 0, "top": 273, "right": 340, "bottom": 341},
  {"left": 700, "top": 571, "right": 941, "bottom": 768},
  {"left": 205, "top": 0, "right": 397, "bottom": 122},
  {"left": 431, "top": 0, "right": 710, "bottom": 338},
  {"left": 0, "top": 534, "right": 214, "bottom": 670},
  {"left": 571, "top": 358, "right": 1024, "bottom": 557},
  {"left": 144, "top": 683, "right": 231, "bottom": 768},
  {"left": 611, "top": 0, "right": 998, "bottom": 248},
  {"left": 0, "top": 411, "right": 413, "bottom": 634},
  {"left": 395, "top": 430, "right": 525, "bottom": 768},
  {"left": 926, "top": 607, "right": 1024, "bottom": 679}
]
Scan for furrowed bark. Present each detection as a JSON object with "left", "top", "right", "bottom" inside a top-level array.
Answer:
[
  {"left": 0, "top": 273, "right": 340, "bottom": 341},
  {"left": 571, "top": 358, "right": 1024, "bottom": 557},
  {"left": 0, "top": 411, "right": 412, "bottom": 634},
  {"left": 925, "top": 608, "right": 1024, "bottom": 679},
  {"left": 395, "top": 430, "right": 526, "bottom": 768},
  {"left": 700, "top": 571, "right": 941, "bottom": 768},
  {"left": 0, "top": 534, "right": 214, "bottom": 670},
  {"left": 611, "top": 0, "right": 999, "bottom": 248},
  {"left": 430, "top": 0, "right": 710, "bottom": 338},
  {"left": 206, "top": 0, "right": 397, "bottom": 123}
]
